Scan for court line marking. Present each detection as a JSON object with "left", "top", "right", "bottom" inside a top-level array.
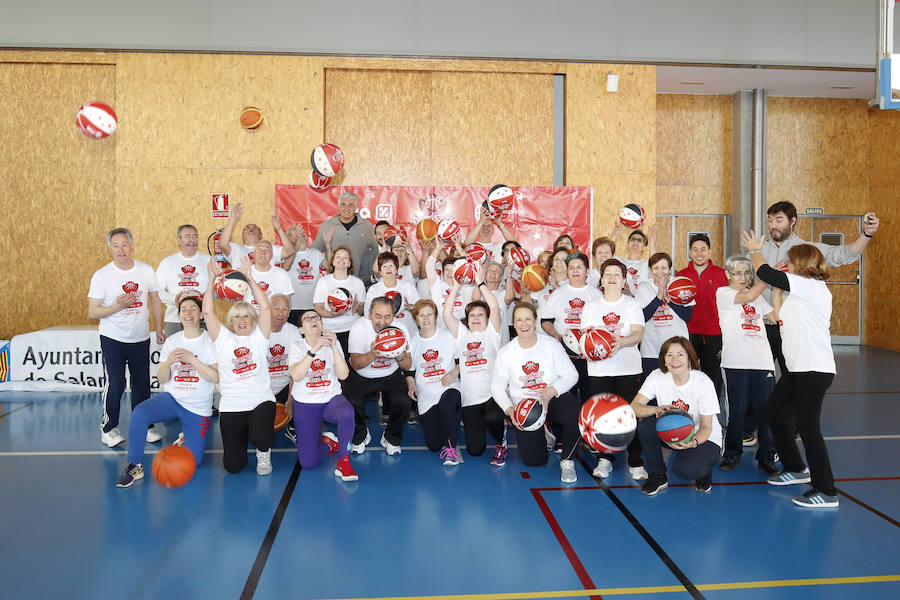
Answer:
[
  {"left": 0, "top": 444, "right": 516, "bottom": 456},
  {"left": 0, "top": 403, "right": 33, "bottom": 419},
  {"left": 315, "top": 575, "right": 900, "bottom": 600},
  {"left": 837, "top": 487, "right": 900, "bottom": 528}
]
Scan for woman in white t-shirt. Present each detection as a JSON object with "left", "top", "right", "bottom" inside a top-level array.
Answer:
[
  {"left": 587, "top": 236, "right": 615, "bottom": 290},
  {"left": 444, "top": 266, "right": 506, "bottom": 465},
  {"left": 548, "top": 248, "right": 570, "bottom": 289},
  {"left": 744, "top": 234, "right": 840, "bottom": 509},
  {"left": 637, "top": 252, "right": 692, "bottom": 376},
  {"left": 407, "top": 300, "right": 463, "bottom": 466},
  {"left": 391, "top": 240, "right": 419, "bottom": 284},
  {"left": 716, "top": 254, "right": 777, "bottom": 474},
  {"left": 203, "top": 258, "right": 277, "bottom": 476},
  {"left": 115, "top": 295, "right": 219, "bottom": 488},
  {"left": 491, "top": 302, "right": 580, "bottom": 484},
  {"left": 632, "top": 337, "right": 723, "bottom": 495},
  {"left": 313, "top": 245, "right": 366, "bottom": 363},
  {"left": 365, "top": 252, "right": 420, "bottom": 333},
  {"left": 288, "top": 309, "right": 357, "bottom": 482}
]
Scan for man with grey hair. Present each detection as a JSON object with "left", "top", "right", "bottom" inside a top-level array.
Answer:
[
  {"left": 155, "top": 224, "right": 211, "bottom": 336},
  {"left": 88, "top": 228, "right": 165, "bottom": 447},
  {"left": 311, "top": 192, "right": 379, "bottom": 285}
]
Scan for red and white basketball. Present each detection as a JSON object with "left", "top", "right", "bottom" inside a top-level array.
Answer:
[
  {"left": 562, "top": 329, "right": 584, "bottom": 355},
  {"left": 374, "top": 326, "right": 407, "bottom": 358},
  {"left": 479, "top": 200, "right": 496, "bottom": 221},
  {"left": 383, "top": 226, "right": 402, "bottom": 247},
  {"left": 580, "top": 329, "right": 617, "bottom": 361},
  {"left": 509, "top": 246, "right": 530, "bottom": 270},
  {"left": 75, "top": 101, "right": 117, "bottom": 139},
  {"left": 436, "top": 219, "right": 460, "bottom": 243},
  {"left": 214, "top": 270, "right": 250, "bottom": 301},
  {"left": 512, "top": 398, "right": 546, "bottom": 432},
  {"left": 618, "top": 203, "right": 646, "bottom": 229},
  {"left": 511, "top": 278, "right": 523, "bottom": 296},
  {"left": 384, "top": 290, "right": 404, "bottom": 315},
  {"left": 308, "top": 170, "right": 332, "bottom": 191},
  {"left": 416, "top": 218, "right": 439, "bottom": 242},
  {"left": 326, "top": 287, "right": 352, "bottom": 314},
  {"left": 311, "top": 143, "right": 345, "bottom": 178},
  {"left": 488, "top": 184, "right": 515, "bottom": 214},
  {"left": 667, "top": 276, "right": 697, "bottom": 305},
  {"left": 453, "top": 259, "right": 477, "bottom": 285},
  {"left": 521, "top": 264, "right": 549, "bottom": 292},
  {"left": 579, "top": 393, "right": 637, "bottom": 453},
  {"left": 465, "top": 242, "right": 488, "bottom": 264}
]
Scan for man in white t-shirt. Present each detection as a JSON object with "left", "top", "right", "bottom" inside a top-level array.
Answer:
[
  {"left": 267, "top": 295, "right": 302, "bottom": 407},
  {"left": 345, "top": 297, "right": 413, "bottom": 455},
  {"left": 284, "top": 225, "right": 325, "bottom": 325},
  {"left": 88, "top": 228, "right": 166, "bottom": 448},
  {"left": 155, "top": 224, "right": 211, "bottom": 336},
  {"left": 218, "top": 201, "right": 295, "bottom": 267},
  {"left": 244, "top": 241, "right": 294, "bottom": 311}
]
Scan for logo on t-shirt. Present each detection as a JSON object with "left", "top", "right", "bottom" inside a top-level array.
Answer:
[
  {"left": 652, "top": 304, "right": 673, "bottom": 323},
  {"left": 296, "top": 259, "right": 314, "bottom": 282},
  {"left": 178, "top": 264, "right": 199, "bottom": 287},
  {"left": 421, "top": 348, "right": 445, "bottom": 379},
  {"left": 673, "top": 399, "right": 690, "bottom": 412},
  {"left": 258, "top": 281, "right": 270, "bottom": 292},
  {"left": 268, "top": 344, "right": 288, "bottom": 373},
  {"left": 740, "top": 304, "right": 762, "bottom": 335},
  {"left": 518, "top": 360, "right": 546, "bottom": 393},
  {"left": 306, "top": 357, "right": 332, "bottom": 389},
  {"left": 122, "top": 281, "right": 143, "bottom": 308},
  {"left": 603, "top": 312, "right": 623, "bottom": 335},
  {"left": 564, "top": 297, "right": 585, "bottom": 325},
  {"left": 627, "top": 267, "right": 639, "bottom": 288},
  {"left": 463, "top": 340, "right": 487, "bottom": 368},
  {"left": 232, "top": 346, "right": 257, "bottom": 375},
  {"left": 173, "top": 361, "right": 199, "bottom": 383}
]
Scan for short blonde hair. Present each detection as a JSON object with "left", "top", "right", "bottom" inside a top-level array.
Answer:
[{"left": 225, "top": 301, "right": 258, "bottom": 333}]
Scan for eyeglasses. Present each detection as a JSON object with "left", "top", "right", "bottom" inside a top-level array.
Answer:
[{"left": 302, "top": 315, "right": 322, "bottom": 323}]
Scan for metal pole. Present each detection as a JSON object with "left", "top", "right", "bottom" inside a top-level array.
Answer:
[{"left": 751, "top": 88, "right": 766, "bottom": 235}]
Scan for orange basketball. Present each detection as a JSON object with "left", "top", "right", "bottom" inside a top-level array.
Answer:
[
  {"left": 240, "top": 106, "right": 264, "bottom": 130},
  {"left": 274, "top": 403, "right": 291, "bottom": 431},
  {"left": 416, "top": 218, "right": 439, "bottom": 241},
  {"left": 521, "top": 264, "right": 549, "bottom": 292},
  {"left": 152, "top": 445, "right": 196, "bottom": 488}
]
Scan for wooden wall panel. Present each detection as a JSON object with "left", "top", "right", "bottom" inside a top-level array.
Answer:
[
  {"left": 565, "top": 63, "right": 657, "bottom": 246},
  {"left": 673, "top": 216, "right": 727, "bottom": 271},
  {"left": 865, "top": 184, "right": 899, "bottom": 351},
  {"left": 656, "top": 94, "right": 732, "bottom": 215},
  {"left": 324, "top": 69, "right": 554, "bottom": 186},
  {"left": 829, "top": 284, "right": 860, "bottom": 338}
]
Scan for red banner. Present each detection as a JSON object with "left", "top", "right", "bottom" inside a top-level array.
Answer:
[{"left": 274, "top": 185, "right": 593, "bottom": 257}]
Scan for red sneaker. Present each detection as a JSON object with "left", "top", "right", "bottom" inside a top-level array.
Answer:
[
  {"left": 334, "top": 456, "right": 358, "bottom": 482},
  {"left": 321, "top": 432, "right": 340, "bottom": 455}
]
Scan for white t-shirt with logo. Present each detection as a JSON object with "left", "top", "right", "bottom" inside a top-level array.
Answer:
[
  {"left": 779, "top": 274, "right": 835, "bottom": 374},
  {"left": 214, "top": 327, "right": 275, "bottom": 412},
  {"left": 408, "top": 328, "right": 461, "bottom": 414},
  {"left": 430, "top": 280, "right": 473, "bottom": 328},
  {"left": 527, "top": 284, "right": 555, "bottom": 317},
  {"left": 228, "top": 243, "right": 284, "bottom": 268},
  {"left": 313, "top": 274, "right": 366, "bottom": 333},
  {"left": 160, "top": 330, "right": 216, "bottom": 416},
  {"left": 716, "top": 287, "right": 775, "bottom": 371},
  {"left": 267, "top": 322, "right": 301, "bottom": 394},
  {"left": 539, "top": 282, "right": 602, "bottom": 337},
  {"left": 638, "top": 368, "right": 723, "bottom": 449},
  {"left": 490, "top": 335, "right": 578, "bottom": 412},
  {"left": 365, "top": 279, "right": 420, "bottom": 333},
  {"left": 348, "top": 319, "right": 410, "bottom": 379},
  {"left": 88, "top": 260, "right": 159, "bottom": 343},
  {"left": 580, "top": 295, "right": 644, "bottom": 377},
  {"left": 455, "top": 321, "right": 502, "bottom": 407},
  {"left": 637, "top": 281, "right": 690, "bottom": 360},
  {"left": 245, "top": 265, "right": 294, "bottom": 311},
  {"left": 155, "top": 252, "right": 211, "bottom": 323},
  {"left": 286, "top": 248, "right": 325, "bottom": 310},
  {"left": 620, "top": 257, "right": 649, "bottom": 296},
  {"left": 288, "top": 337, "right": 344, "bottom": 404}
]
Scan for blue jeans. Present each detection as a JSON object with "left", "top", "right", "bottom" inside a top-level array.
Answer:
[
  {"left": 723, "top": 368, "right": 775, "bottom": 460},
  {"left": 127, "top": 392, "right": 211, "bottom": 466},
  {"left": 100, "top": 336, "right": 150, "bottom": 432},
  {"left": 638, "top": 405, "right": 721, "bottom": 480}
]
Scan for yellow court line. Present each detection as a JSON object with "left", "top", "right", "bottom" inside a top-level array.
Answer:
[{"left": 320, "top": 574, "right": 900, "bottom": 600}]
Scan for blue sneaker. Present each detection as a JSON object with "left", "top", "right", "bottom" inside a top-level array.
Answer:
[{"left": 116, "top": 463, "right": 143, "bottom": 488}]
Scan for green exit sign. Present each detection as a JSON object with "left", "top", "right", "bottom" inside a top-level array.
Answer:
[{"left": 805, "top": 207, "right": 824, "bottom": 215}]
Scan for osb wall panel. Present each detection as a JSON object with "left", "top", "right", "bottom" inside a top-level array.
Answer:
[
  {"left": 829, "top": 284, "right": 860, "bottom": 338},
  {"left": 865, "top": 185, "right": 899, "bottom": 351},
  {"left": 656, "top": 94, "right": 732, "bottom": 215},
  {"left": 565, "top": 63, "right": 656, "bottom": 248},
  {"left": 325, "top": 69, "right": 553, "bottom": 186},
  {"left": 673, "top": 216, "right": 726, "bottom": 271},
  {"left": 0, "top": 61, "right": 116, "bottom": 339},
  {"left": 324, "top": 57, "right": 566, "bottom": 74},
  {"left": 115, "top": 53, "right": 324, "bottom": 169},
  {"left": 0, "top": 49, "right": 116, "bottom": 64}
]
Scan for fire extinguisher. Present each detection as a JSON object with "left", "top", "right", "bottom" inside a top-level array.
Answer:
[{"left": 207, "top": 229, "right": 230, "bottom": 270}]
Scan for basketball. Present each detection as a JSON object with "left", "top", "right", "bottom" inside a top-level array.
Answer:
[
  {"left": 512, "top": 397, "right": 546, "bottom": 432},
  {"left": 274, "top": 403, "right": 291, "bottom": 431},
  {"left": 579, "top": 393, "right": 637, "bottom": 453},
  {"left": 656, "top": 408, "right": 695, "bottom": 445},
  {"left": 453, "top": 258, "right": 477, "bottom": 284},
  {"left": 436, "top": 219, "right": 460, "bottom": 243},
  {"left": 465, "top": 242, "right": 488, "bottom": 264},
  {"left": 511, "top": 278, "right": 523, "bottom": 296},
  {"left": 384, "top": 290, "right": 404, "bottom": 315},
  {"left": 374, "top": 326, "right": 407, "bottom": 358},
  {"left": 327, "top": 287, "right": 352, "bottom": 314},
  {"left": 479, "top": 200, "right": 495, "bottom": 221},
  {"left": 562, "top": 329, "right": 583, "bottom": 355},
  {"left": 416, "top": 218, "right": 439, "bottom": 241},
  {"left": 152, "top": 444, "right": 196, "bottom": 488},
  {"left": 308, "top": 169, "right": 331, "bottom": 191},
  {"left": 240, "top": 106, "right": 264, "bottom": 130},
  {"left": 75, "top": 101, "right": 117, "bottom": 139},
  {"left": 667, "top": 276, "right": 697, "bottom": 305},
  {"left": 619, "top": 203, "right": 646, "bottom": 229},
  {"left": 214, "top": 269, "right": 250, "bottom": 301},
  {"left": 521, "top": 264, "right": 549, "bottom": 292},
  {"left": 509, "top": 246, "right": 530, "bottom": 270},
  {"left": 580, "top": 328, "right": 617, "bottom": 361},
  {"left": 488, "top": 184, "right": 515, "bottom": 214},
  {"left": 383, "top": 226, "right": 402, "bottom": 247},
  {"left": 311, "top": 143, "right": 345, "bottom": 177}
]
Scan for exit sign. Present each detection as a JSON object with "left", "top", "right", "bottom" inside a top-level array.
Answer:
[{"left": 805, "top": 207, "right": 824, "bottom": 215}]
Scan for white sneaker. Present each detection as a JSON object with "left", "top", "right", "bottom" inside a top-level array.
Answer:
[
  {"left": 629, "top": 465, "right": 649, "bottom": 481},
  {"left": 256, "top": 449, "right": 272, "bottom": 475},
  {"left": 350, "top": 429, "right": 371, "bottom": 455},
  {"left": 560, "top": 459, "right": 577, "bottom": 484},
  {"left": 145, "top": 429, "right": 163, "bottom": 443},
  {"left": 380, "top": 433, "right": 402, "bottom": 456},
  {"left": 173, "top": 432, "right": 185, "bottom": 446},
  {"left": 101, "top": 427, "right": 126, "bottom": 448},
  {"left": 592, "top": 458, "right": 613, "bottom": 478}
]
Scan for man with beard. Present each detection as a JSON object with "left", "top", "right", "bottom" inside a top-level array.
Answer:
[{"left": 156, "top": 224, "right": 211, "bottom": 336}]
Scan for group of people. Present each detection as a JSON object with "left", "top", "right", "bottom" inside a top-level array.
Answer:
[{"left": 87, "top": 193, "right": 881, "bottom": 508}]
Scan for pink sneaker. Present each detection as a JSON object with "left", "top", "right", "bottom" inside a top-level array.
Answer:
[
  {"left": 440, "top": 446, "right": 460, "bottom": 466},
  {"left": 321, "top": 432, "right": 339, "bottom": 455},
  {"left": 334, "top": 456, "right": 358, "bottom": 481},
  {"left": 490, "top": 445, "right": 508, "bottom": 467}
]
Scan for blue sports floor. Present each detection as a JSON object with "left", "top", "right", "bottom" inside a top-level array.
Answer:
[{"left": 1, "top": 346, "right": 898, "bottom": 599}]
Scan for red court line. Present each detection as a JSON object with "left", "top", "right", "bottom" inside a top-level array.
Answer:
[
  {"left": 531, "top": 489, "right": 602, "bottom": 600},
  {"left": 533, "top": 475, "right": 900, "bottom": 493}
]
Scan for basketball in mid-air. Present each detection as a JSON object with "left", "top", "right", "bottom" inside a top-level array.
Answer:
[
  {"left": 618, "top": 203, "right": 646, "bottom": 229},
  {"left": 311, "top": 143, "right": 345, "bottom": 177},
  {"left": 75, "top": 101, "right": 117, "bottom": 139}
]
